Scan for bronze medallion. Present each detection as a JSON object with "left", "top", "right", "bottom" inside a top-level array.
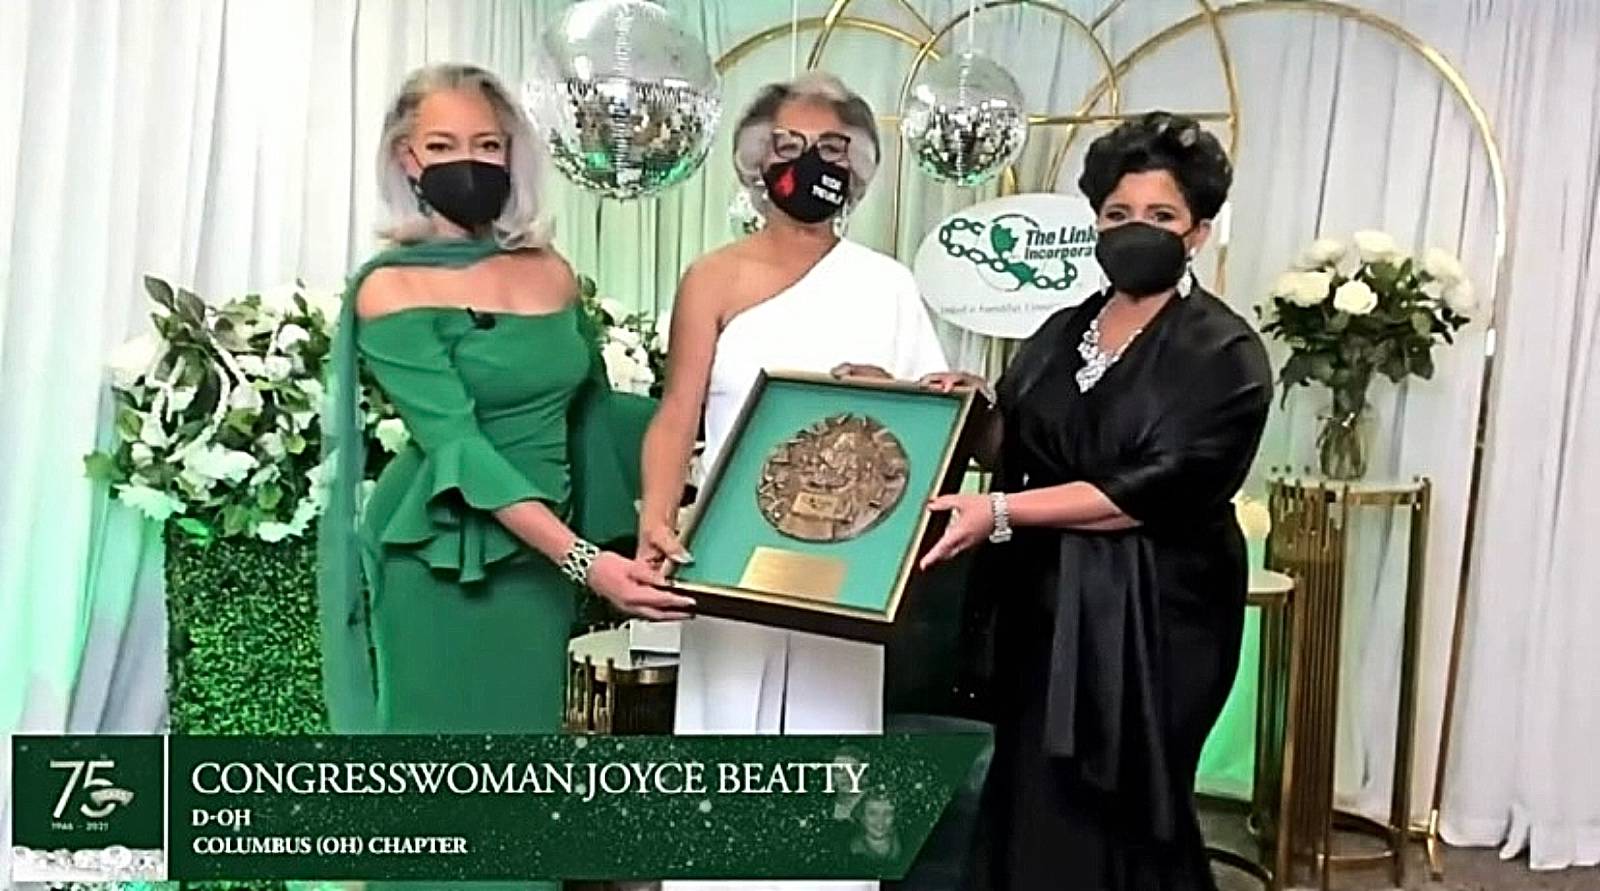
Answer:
[{"left": 758, "top": 414, "right": 910, "bottom": 542}]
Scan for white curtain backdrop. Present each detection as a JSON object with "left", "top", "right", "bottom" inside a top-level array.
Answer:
[
  {"left": 1433, "top": 0, "right": 1600, "bottom": 871},
  {"left": 1, "top": 0, "right": 1595, "bottom": 880}
]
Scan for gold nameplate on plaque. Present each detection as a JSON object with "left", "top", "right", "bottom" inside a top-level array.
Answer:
[
  {"left": 738, "top": 547, "right": 848, "bottom": 602},
  {"left": 757, "top": 413, "right": 910, "bottom": 542}
]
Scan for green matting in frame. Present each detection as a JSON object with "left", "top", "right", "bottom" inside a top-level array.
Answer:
[{"left": 671, "top": 371, "right": 975, "bottom": 642}]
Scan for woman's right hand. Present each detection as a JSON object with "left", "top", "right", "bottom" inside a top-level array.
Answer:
[
  {"left": 588, "top": 551, "right": 696, "bottom": 622},
  {"left": 636, "top": 518, "right": 693, "bottom": 571}
]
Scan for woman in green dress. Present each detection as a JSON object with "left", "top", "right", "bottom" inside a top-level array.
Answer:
[{"left": 318, "top": 63, "right": 693, "bottom": 766}]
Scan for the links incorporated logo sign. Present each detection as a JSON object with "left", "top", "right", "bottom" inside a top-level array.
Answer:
[
  {"left": 937, "top": 214, "right": 1090, "bottom": 292},
  {"left": 914, "top": 193, "right": 1102, "bottom": 339}
]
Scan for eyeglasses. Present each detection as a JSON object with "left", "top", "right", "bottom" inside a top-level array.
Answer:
[{"left": 770, "top": 128, "right": 852, "bottom": 164}]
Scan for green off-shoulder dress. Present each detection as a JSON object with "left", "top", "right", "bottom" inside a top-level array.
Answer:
[
  {"left": 318, "top": 241, "right": 650, "bottom": 889},
  {"left": 358, "top": 305, "right": 593, "bottom": 735}
]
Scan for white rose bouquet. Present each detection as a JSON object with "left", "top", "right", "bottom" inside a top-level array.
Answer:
[
  {"left": 85, "top": 277, "right": 398, "bottom": 542},
  {"left": 1258, "top": 231, "right": 1473, "bottom": 477}
]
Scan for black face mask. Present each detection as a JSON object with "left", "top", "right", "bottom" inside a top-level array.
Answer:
[
  {"left": 762, "top": 147, "right": 851, "bottom": 224},
  {"left": 411, "top": 155, "right": 511, "bottom": 231},
  {"left": 1094, "top": 221, "right": 1192, "bottom": 297}
]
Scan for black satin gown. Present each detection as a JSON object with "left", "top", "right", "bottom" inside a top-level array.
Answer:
[{"left": 966, "top": 286, "right": 1272, "bottom": 891}]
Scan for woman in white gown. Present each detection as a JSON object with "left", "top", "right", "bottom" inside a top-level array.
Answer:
[{"left": 638, "top": 72, "right": 949, "bottom": 890}]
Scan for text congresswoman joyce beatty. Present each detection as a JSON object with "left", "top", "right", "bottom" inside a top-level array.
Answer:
[{"left": 189, "top": 759, "right": 871, "bottom": 800}]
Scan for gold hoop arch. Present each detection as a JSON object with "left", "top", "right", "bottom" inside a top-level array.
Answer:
[
  {"left": 1036, "top": 0, "right": 1240, "bottom": 182},
  {"left": 807, "top": 0, "right": 936, "bottom": 69},
  {"left": 1169, "top": 5, "right": 1503, "bottom": 877},
  {"left": 716, "top": 16, "right": 928, "bottom": 76},
  {"left": 1204, "top": 5, "right": 1502, "bottom": 877}
]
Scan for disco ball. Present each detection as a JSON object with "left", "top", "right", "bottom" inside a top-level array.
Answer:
[
  {"left": 524, "top": 0, "right": 722, "bottom": 200},
  {"left": 900, "top": 51, "right": 1028, "bottom": 186}
]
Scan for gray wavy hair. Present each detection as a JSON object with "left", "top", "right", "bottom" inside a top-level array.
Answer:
[
  {"left": 732, "top": 72, "right": 881, "bottom": 209},
  {"left": 375, "top": 64, "right": 550, "bottom": 249}
]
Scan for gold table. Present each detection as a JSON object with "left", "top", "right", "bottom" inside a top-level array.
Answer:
[
  {"left": 1204, "top": 568, "right": 1299, "bottom": 890},
  {"left": 1265, "top": 476, "right": 1432, "bottom": 890}
]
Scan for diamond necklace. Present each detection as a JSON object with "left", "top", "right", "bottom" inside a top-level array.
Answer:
[{"left": 1076, "top": 303, "right": 1144, "bottom": 393}]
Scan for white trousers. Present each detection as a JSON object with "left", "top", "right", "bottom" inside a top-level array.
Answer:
[{"left": 663, "top": 615, "right": 882, "bottom": 891}]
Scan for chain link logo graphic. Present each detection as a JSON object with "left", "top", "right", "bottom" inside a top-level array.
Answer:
[{"left": 937, "top": 213, "right": 1091, "bottom": 292}]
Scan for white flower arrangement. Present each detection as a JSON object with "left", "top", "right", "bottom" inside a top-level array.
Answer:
[
  {"left": 91, "top": 273, "right": 661, "bottom": 542},
  {"left": 86, "top": 277, "right": 392, "bottom": 543},
  {"left": 1259, "top": 231, "right": 1475, "bottom": 478},
  {"left": 1259, "top": 232, "right": 1474, "bottom": 405},
  {"left": 578, "top": 276, "right": 666, "bottom": 398}
]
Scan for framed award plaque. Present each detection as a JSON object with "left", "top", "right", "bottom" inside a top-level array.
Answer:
[{"left": 668, "top": 371, "right": 977, "bottom": 642}]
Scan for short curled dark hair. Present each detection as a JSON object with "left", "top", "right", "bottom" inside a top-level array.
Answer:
[{"left": 1077, "top": 111, "right": 1233, "bottom": 222}]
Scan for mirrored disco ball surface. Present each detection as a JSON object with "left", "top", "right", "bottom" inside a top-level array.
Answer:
[
  {"left": 525, "top": 0, "right": 722, "bottom": 200},
  {"left": 901, "top": 51, "right": 1028, "bottom": 187}
]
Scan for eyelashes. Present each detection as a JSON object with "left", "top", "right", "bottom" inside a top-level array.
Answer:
[{"left": 421, "top": 141, "right": 505, "bottom": 153}]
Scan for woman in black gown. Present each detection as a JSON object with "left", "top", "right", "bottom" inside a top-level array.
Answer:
[{"left": 919, "top": 112, "right": 1273, "bottom": 890}]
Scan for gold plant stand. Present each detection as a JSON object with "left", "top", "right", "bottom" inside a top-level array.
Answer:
[{"left": 1265, "top": 476, "right": 1432, "bottom": 890}]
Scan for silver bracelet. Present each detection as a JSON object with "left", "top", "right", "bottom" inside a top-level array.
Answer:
[
  {"left": 559, "top": 538, "right": 601, "bottom": 587},
  {"left": 988, "top": 492, "right": 1013, "bottom": 544}
]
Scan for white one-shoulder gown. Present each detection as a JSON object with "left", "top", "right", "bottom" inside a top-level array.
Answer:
[{"left": 663, "top": 239, "right": 948, "bottom": 891}]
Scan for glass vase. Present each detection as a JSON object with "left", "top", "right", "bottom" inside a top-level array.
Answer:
[{"left": 1316, "top": 405, "right": 1372, "bottom": 480}]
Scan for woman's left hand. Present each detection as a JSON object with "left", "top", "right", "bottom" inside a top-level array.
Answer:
[{"left": 920, "top": 493, "right": 995, "bottom": 569}]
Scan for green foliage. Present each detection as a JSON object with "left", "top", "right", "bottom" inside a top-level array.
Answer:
[
  {"left": 165, "top": 524, "right": 322, "bottom": 891},
  {"left": 85, "top": 278, "right": 352, "bottom": 544},
  {"left": 165, "top": 522, "right": 326, "bottom": 736}
]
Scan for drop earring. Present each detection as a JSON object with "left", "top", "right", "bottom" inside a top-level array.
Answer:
[
  {"left": 1177, "top": 254, "right": 1196, "bottom": 298},
  {"left": 410, "top": 178, "right": 430, "bottom": 215},
  {"left": 406, "top": 147, "right": 431, "bottom": 215}
]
